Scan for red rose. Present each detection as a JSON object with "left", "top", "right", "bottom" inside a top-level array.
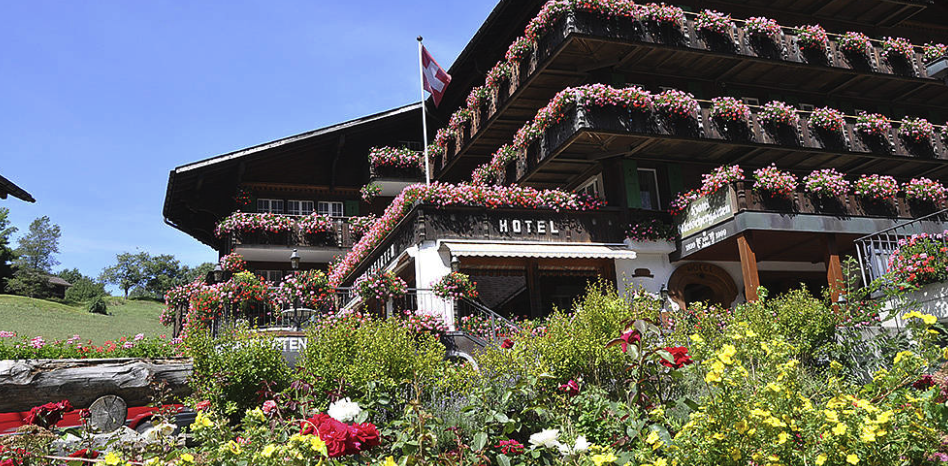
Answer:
[
  {"left": 660, "top": 346, "right": 694, "bottom": 369},
  {"left": 346, "top": 422, "right": 381, "bottom": 454},
  {"left": 68, "top": 449, "right": 99, "bottom": 459},
  {"left": 301, "top": 413, "right": 350, "bottom": 458}
]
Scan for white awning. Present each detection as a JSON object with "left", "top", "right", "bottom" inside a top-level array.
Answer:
[{"left": 441, "top": 242, "right": 636, "bottom": 260}]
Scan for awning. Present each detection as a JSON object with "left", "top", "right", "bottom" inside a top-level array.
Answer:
[{"left": 441, "top": 242, "right": 636, "bottom": 260}]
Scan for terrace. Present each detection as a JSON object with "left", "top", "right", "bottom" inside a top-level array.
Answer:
[
  {"left": 222, "top": 215, "right": 358, "bottom": 264},
  {"left": 435, "top": 7, "right": 948, "bottom": 180}
]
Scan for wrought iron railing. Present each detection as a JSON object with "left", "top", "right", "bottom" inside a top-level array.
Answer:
[
  {"left": 854, "top": 208, "right": 948, "bottom": 285},
  {"left": 455, "top": 297, "right": 521, "bottom": 346}
]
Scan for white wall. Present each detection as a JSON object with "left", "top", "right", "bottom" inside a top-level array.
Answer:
[{"left": 407, "top": 241, "right": 456, "bottom": 329}]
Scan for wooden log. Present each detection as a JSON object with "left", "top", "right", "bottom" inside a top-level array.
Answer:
[{"left": 0, "top": 358, "right": 192, "bottom": 413}]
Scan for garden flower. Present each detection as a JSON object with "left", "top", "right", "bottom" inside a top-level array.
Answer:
[
  {"left": 0, "top": 331, "right": 13, "bottom": 338},
  {"left": 144, "top": 422, "right": 176, "bottom": 441},
  {"left": 262, "top": 400, "right": 277, "bottom": 415},
  {"left": 557, "top": 435, "right": 589, "bottom": 456},
  {"left": 501, "top": 338, "right": 514, "bottom": 349},
  {"left": 194, "top": 400, "right": 211, "bottom": 411},
  {"left": 559, "top": 379, "right": 580, "bottom": 397},
  {"left": 660, "top": 346, "right": 694, "bottom": 369},
  {"left": 529, "top": 429, "right": 562, "bottom": 449},
  {"left": 847, "top": 453, "right": 859, "bottom": 464},
  {"left": 496, "top": 439, "right": 525, "bottom": 456},
  {"left": 261, "top": 444, "right": 277, "bottom": 457},
  {"left": 67, "top": 449, "right": 99, "bottom": 459},
  {"left": 619, "top": 328, "right": 641, "bottom": 353},
  {"left": 103, "top": 452, "right": 122, "bottom": 466},
  {"left": 192, "top": 412, "right": 213, "bottom": 430},
  {"left": 328, "top": 398, "right": 362, "bottom": 423}
]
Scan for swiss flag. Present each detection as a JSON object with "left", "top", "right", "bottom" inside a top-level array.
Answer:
[{"left": 422, "top": 46, "right": 451, "bottom": 107}]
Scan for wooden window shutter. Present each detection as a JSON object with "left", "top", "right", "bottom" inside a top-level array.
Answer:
[
  {"left": 624, "top": 160, "right": 641, "bottom": 209},
  {"left": 344, "top": 200, "right": 360, "bottom": 217}
]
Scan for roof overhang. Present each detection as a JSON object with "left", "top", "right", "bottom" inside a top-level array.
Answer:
[
  {"left": 0, "top": 174, "right": 35, "bottom": 203},
  {"left": 440, "top": 241, "right": 636, "bottom": 260}
]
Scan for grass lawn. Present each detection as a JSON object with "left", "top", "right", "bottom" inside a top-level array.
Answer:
[{"left": 0, "top": 294, "right": 168, "bottom": 344}]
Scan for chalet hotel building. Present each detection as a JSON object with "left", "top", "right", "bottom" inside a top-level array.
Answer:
[{"left": 164, "top": 0, "right": 948, "bottom": 323}]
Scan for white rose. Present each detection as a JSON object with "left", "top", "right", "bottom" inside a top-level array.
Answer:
[
  {"left": 327, "top": 397, "right": 362, "bottom": 423},
  {"left": 529, "top": 428, "right": 561, "bottom": 449}
]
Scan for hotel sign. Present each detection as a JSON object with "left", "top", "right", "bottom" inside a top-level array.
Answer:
[
  {"left": 678, "top": 189, "right": 735, "bottom": 239},
  {"left": 498, "top": 219, "right": 562, "bottom": 236}
]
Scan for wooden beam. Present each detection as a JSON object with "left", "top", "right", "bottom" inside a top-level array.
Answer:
[
  {"left": 824, "top": 234, "right": 844, "bottom": 304},
  {"left": 736, "top": 232, "right": 761, "bottom": 302}
]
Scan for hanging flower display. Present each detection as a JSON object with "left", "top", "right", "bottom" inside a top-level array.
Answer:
[
  {"left": 215, "top": 212, "right": 295, "bottom": 237},
  {"left": 803, "top": 168, "right": 850, "bottom": 197},
  {"left": 639, "top": 3, "right": 686, "bottom": 28},
  {"left": 654, "top": 89, "right": 699, "bottom": 120},
  {"left": 808, "top": 107, "right": 846, "bottom": 133},
  {"left": 274, "top": 269, "right": 331, "bottom": 309},
  {"left": 854, "top": 112, "right": 892, "bottom": 137},
  {"left": 627, "top": 218, "right": 677, "bottom": 242},
  {"left": 837, "top": 31, "right": 873, "bottom": 58},
  {"left": 472, "top": 145, "right": 519, "bottom": 185},
  {"left": 853, "top": 174, "right": 899, "bottom": 200},
  {"left": 505, "top": 36, "right": 535, "bottom": 63},
  {"left": 753, "top": 164, "right": 798, "bottom": 197},
  {"left": 757, "top": 101, "right": 798, "bottom": 126},
  {"left": 162, "top": 281, "right": 204, "bottom": 326},
  {"left": 401, "top": 309, "right": 449, "bottom": 336},
  {"left": 432, "top": 127, "right": 456, "bottom": 157},
  {"left": 694, "top": 10, "right": 732, "bottom": 36},
  {"left": 219, "top": 253, "right": 246, "bottom": 273},
  {"left": 432, "top": 272, "right": 479, "bottom": 300},
  {"left": 887, "top": 231, "right": 948, "bottom": 288},
  {"left": 898, "top": 117, "right": 935, "bottom": 144},
  {"left": 485, "top": 61, "right": 513, "bottom": 88},
  {"left": 923, "top": 42, "right": 948, "bottom": 63},
  {"left": 880, "top": 36, "right": 915, "bottom": 63},
  {"left": 466, "top": 86, "right": 491, "bottom": 112},
  {"left": 710, "top": 97, "right": 751, "bottom": 124},
  {"left": 447, "top": 109, "right": 473, "bottom": 135},
  {"left": 298, "top": 212, "right": 334, "bottom": 235},
  {"left": 349, "top": 214, "right": 377, "bottom": 236},
  {"left": 234, "top": 186, "right": 253, "bottom": 209},
  {"left": 904, "top": 177, "right": 947, "bottom": 203},
  {"left": 361, "top": 183, "right": 381, "bottom": 202},
  {"left": 701, "top": 165, "right": 744, "bottom": 193},
  {"left": 354, "top": 270, "right": 407, "bottom": 302},
  {"left": 368, "top": 147, "right": 422, "bottom": 170},
  {"left": 743, "top": 16, "right": 781, "bottom": 39},
  {"left": 328, "top": 183, "right": 604, "bottom": 286},
  {"left": 795, "top": 24, "right": 828, "bottom": 52}
]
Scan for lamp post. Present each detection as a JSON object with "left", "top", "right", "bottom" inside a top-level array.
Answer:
[{"left": 660, "top": 284, "right": 669, "bottom": 312}]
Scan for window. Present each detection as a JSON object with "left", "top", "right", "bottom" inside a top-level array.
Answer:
[
  {"left": 799, "top": 103, "right": 815, "bottom": 112},
  {"left": 257, "top": 198, "right": 284, "bottom": 214},
  {"left": 287, "top": 200, "right": 315, "bottom": 216},
  {"left": 318, "top": 201, "right": 344, "bottom": 218},
  {"left": 257, "top": 270, "right": 285, "bottom": 284},
  {"left": 638, "top": 168, "right": 661, "bottom": 211},
  {"left": 741, "top": 97, "right": 760, "bottom": 107},
  {"left": 576, "top": 176, "right": 603, "bottom": 198}
]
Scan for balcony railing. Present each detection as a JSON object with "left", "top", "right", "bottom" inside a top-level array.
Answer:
[
  {"left": 510, "top": 103, "right": 948, "bottom": 187},
  {"left": 227, "top": 216, "right": 358, "bottom": 250},
  {"left": 369, "top": 164, "right": 425, "bottom": 181},
  {"left": 854, "top": 209, "right": 948, "bottom": 285},
  {"left": 436, "top": 8, "right": 948, "bottom": 179}
]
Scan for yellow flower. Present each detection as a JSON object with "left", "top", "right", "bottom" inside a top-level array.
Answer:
[
  {"left": 847, "top": 453, "right": 859, "bottom": 464},
  {"left": 730, "top": 448, "right": 742, "bottom": 460},
  {"left": 226, "top": 440, "right": 242, "bottom": 455},
  {"left": 712, "top": 432, "right": 726, "bottom": 440},
  {"left": 690, "top": 334, "right": 703, "bottom": 343},
  {"left": 904, "top": 311, "right": 937, "bottom": 325},
  {"left": 942, "top": 347, "right": 948, "bottom": 360},
  {"left": 652, "top": 459, "right": 668, "bottom": 466},
  {"left": 382, "top": 457, "right": 398, "bottom": 466},
  {"left": 777, "top": 431, "right": 788, "bottom": 444},
  {"left": 734, "top": 420, "right": 749, "bottom": 434},
  {"left": 894, "top": 350, "right": 914, "bottom": 364},
  {"left": 816, "top": 453, "right": 827, "bottom": 465},
  {"left": 248, "top": 407, "right": 266, "bottom": 422},
  {"left": 824, "top": 410, "right": 839, "bottom": 423},
  {"left": 832, "top": 423, "right": 848, "bottom": 436},
  {"left": 104, "top": 452, "right": 122, "bottom": 466},
  {"left": 193, "top": 412, "right": 213, "bottom": 430},
  {"left": 179, "top": 453, "right": 195, "bottom": 464},
  {"left": 766, "top": 382, "right": 782, "bottom": 393},
  {"left": 860, "top": 425, "right": 877, "bottom": 443},
  {"left": 592, "top": 452, "right": 618, "bottom": 465},
  {"left": 705, "top": 371, "right": 721, "bottom": 383},
  {"left": 646, "top": 430, "right": 661, "bottom": 444},
  {"left": 310, "top": 435, "right": 328, "bottom": 456},
  {"left": 718, "top": 345, "right": 736, "bottom": 365},
  {"left": 262, "top": 444, "right": 277, "bottom": 458}
]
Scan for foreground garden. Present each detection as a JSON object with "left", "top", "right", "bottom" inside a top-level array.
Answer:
[{"left": 2, "top": 273, "right": 947, "bottom": 465}]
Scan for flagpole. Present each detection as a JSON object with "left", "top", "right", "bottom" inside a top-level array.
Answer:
[{"left": 417, "top": 36, "right": 431, "bottom": 186}]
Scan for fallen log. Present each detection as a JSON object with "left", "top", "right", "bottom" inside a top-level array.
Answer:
[{"left": 0, "top": 358, "right": 192, "bottom": 413}]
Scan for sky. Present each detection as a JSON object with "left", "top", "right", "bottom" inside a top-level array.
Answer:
[{"left": 0, "top": 0, "right": 496, "bottom": 281}]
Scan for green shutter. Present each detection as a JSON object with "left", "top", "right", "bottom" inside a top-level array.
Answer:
[
  {"left": 624, "top": 160, "right": 641, "bottom": 209},
  {"left": 667, "top": 164, "right": 683, "bottom": 199},
  {"left": 344, "top": 200, "right": 360, "bottom": 216}
]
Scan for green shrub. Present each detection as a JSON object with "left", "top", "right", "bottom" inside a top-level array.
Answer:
[
  {"left": 299, "top": 314, "right": 446, "bottom": 402},
  {"left": 86, "top": 295, "right": 108, "bottom": 315},
  {"left": 65, "top": 278, "right": 106, "bottom": 303},
  {"left": 186, "top": 325, "right": 291, "bottom": 418},
  {"left": 731, "top": 287, "right": 836, "bottom": 357}
]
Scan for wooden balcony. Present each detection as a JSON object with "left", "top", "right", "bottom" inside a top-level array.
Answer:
[
  {"left": 226, "top": 217, "right": 357, "bottom": 264},
  {"left": 369, "top": 164, "right": 426, "bottom": 197},
  {"left": 510, "top": 103, "right": 948, "bottom": 189},
  {"left": 435, "top": 9, "right": 948, "bottom": 181}
]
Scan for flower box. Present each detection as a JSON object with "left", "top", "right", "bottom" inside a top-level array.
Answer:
[
  {"left": 370, "top": 164, "right": 425, "bottom": 181},
  {"left": 624, "top": 240, "right": 676, "bottom": 254},
  {"left": 541, "top": 104, "right": 632, "bottom": 163}
]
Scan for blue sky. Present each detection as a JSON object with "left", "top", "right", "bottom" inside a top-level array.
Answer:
[{"left": 1, "top": 1, "right": 495, "bottom": 281}]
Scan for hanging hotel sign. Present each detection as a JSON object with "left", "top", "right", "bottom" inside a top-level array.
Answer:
[
  {"left": 680, "top": 221, "right": 736, "bottom": 256},
  {"left": 678, "top": 189, "right": 735, "bottom": 239}
]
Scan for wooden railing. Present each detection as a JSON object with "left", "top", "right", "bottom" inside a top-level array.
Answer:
[{"left": 228, "top": 217, "right": 358, "bottom": 249}]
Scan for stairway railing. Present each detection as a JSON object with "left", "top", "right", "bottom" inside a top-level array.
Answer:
[
  {"left": 854, "top": 208, "right": 948, "bottom": 286},
  {"left": 455, "top": 297, "right": 521, "bottom": 346}
]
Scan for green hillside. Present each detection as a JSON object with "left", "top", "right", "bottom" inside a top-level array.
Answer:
[{"left": 0, "top": 295, "right": 168, "bottom": 344}]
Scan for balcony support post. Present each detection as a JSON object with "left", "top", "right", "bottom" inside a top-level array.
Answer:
[
  {"left": 736, "top": 232, "right": 760, "bottom": 302},
  {"left": 824, "top": 234, "right": 844, "bottom": 304}
]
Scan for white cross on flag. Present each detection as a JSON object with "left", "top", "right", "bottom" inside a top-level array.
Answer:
[{"left": 421, "top": 46, "right": 451, "bottom": 107}]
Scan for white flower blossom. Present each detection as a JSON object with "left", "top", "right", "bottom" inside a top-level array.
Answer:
[
  {"left": 143, "top": 422, "right": 176, "bottom": 441},
  {"left": 529, "top": 428, "right": 562, "bottom": 449},
  {"left": 557, "top": 435, "right": 590, "bottom": 456},
  {"left": 327, "top": 397, "right": 362, "bottom": 422}
]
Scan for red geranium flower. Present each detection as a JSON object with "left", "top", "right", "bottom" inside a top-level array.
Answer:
[
  {"left": 660, "top": 346, "right": 694, "bottom": 369},
  {"left": 496, "top": 439, "right": 525, "bottom": 455}
]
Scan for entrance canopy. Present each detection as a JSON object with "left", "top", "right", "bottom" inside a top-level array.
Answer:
[{"left": 440, "top": 242, "right": 636, "bottom": 260}]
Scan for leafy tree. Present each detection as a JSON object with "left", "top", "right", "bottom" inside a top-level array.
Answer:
[
  {"left": 100, "top": 251, "right": 148, "bottom": 300},
  {"left": 6, "top": 216, "right": 60, "bottom": 298},
  {"left": 56, "top": 268, "right": 85, "bottom": 285},
  {"left": 0, "top": 208, "right": 17, "bottom": 293},
  {"left": 183, "top": 262, "right": 216, "bottom": 284},
  {"left": 65, "top": 277, "right": 107, "bottom": 303},
  {"left": 142, "top": 254, "right": 184, "bottom": 298}
]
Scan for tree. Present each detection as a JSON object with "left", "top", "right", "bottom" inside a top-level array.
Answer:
[
  {"left": 182, "top": 262, "right": 216, "bottom": 284},
  {"left": 6, "top": 216, "right": 60, "bottom": 298},
  {"left": 0, "top": 208, "right": 17, "bottom": 293},
  {"left": 57, "top": 268, "right": 107, "bottom": 303},
  {"left": 142, "top": 254, "right": 184, "bottom": 298},
  {"left": 100, "top": 252, "right": 148, "bottom": 300},
  {"left": 56, "top": 268, "right": 85, "bottom": 285}
]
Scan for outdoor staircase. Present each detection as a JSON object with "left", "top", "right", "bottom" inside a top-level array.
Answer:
[{"left": 443, "top": 298, "right": 521, "bottom": 367}]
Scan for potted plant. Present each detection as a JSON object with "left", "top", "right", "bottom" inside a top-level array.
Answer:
[
  {"left": 880, "top": 36, "right": 915, "bottom": 65},
  {"left": 854, "top": 174, "right": 899, "bottom": 215},
  {"left": 904, "top": 177, "right": 947, "bottom": 204},
  {"left": 360, "top": 182, "right": 381, "bottom": 203},
  {"left": 710, "top": 96, "right": 752, "bottom": 126},
  {"left": 743, "top": 16, "right": 781, "bottom": 40},
  {"left": 694, "top": 9, "right": 732, "bottom": 37},
  {"left": 368, "top": 146, "right": 423, "bottom": 179},
  {"left": 803, "top": 168, "right": 850, "bottom": 198},
  {"left": 626, "top": 218, "right": 678, "bottom": 243},
  {"left": 753, "top": 164, "right": 797, "bottom": 198},
  {"left": 275, "top": 269, "right": 331, "bottom": 310},
  {"left": 854, "top": 112, "right": 892, "bottom": 144},
  {"left": 465, "top": 86, "right": 492, "bottom": 132},
  {"left": 354, "top": 270, "right": 408, "bottom": 302},
  {"left": 299, "top": 212, "right": 335, "bottom": 246},
  {"left": 654, "top": 89, "right": 699, "bottom": 122},
  {"left": 837, "top": 31, "right": 873, "bottom": 64},
  {"left": 701, "top": 164, "right": 744, "bottom": 194},
  {"left": 899, "top": 117, "right": 935, "bottom": 146},
  {"left": 219, "top": 253, "right": 246, "bottom": 273},
  {"left": 807, "top": 107, "right": 847, "bottom": 148},
  {"left": 795, "top": 24, "right": 828, "bottom": 57},
  {"left": 757, "top": 100, "right": 799, "bottom": 138},
  {"left": 432, "top": 272, "right": 479, "bottom": 301}
]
